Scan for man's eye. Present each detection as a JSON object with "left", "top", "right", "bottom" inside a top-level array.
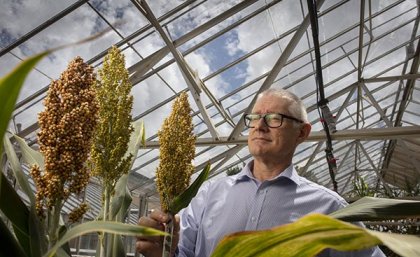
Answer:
[
  {"left": 249, "top": 115, "right": 260, "bottom": 120},
  {"left": 267, "top": 114, "right": 281, "bottom": 120}
]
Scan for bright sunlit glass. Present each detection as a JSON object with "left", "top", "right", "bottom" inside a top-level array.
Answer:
[{"left": 244, "top": 113, "right": 303, "bottom": 128}]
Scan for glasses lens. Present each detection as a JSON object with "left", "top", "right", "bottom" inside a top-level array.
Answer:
[
  {"left": 265, "top": 113, "right": 282, "bottom": 128},
  {"left": 244, "top": 114, "right": 259, "bottom": 128}
]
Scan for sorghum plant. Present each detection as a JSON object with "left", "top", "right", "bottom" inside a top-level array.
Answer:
[
  {"left": 155, "top": 92, "right": 196, "bottom": 257},
  {"left": 156, "top": 92, "right": 196, "bottom": 212},
  {"left": 90, "top": 46, "right": 134, "bottom": 215},
  {"left": 30, "top": 56, "right": 99, "bottom": 247}
]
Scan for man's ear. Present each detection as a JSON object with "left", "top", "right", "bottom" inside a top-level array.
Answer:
[{"left": 296, "top": 123, "right": 311, "bottom": 144}]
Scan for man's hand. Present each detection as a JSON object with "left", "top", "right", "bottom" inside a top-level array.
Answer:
[{"left": 136, "top": 209, "right": 180, "bottom": 257}]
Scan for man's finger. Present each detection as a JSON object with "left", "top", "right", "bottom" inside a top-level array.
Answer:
[
  {"left": 136, "top": 239, "right": 161, "bottom": 256},
  {"left": 150, "top": 209, "right": 171, "bottom": 223}
]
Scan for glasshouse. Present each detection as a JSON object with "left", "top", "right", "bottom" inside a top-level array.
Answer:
[{"left": 1, "top": 0, "right": 419, "bottom": 256}]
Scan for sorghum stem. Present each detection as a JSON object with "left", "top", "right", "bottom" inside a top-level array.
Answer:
[{"left": 162, "top": 213, "right": 174, "bottom": 257}]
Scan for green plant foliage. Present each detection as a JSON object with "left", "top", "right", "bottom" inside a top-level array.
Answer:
[
  {"left": 352, "top": 176, "right": 375, "bottom": 197},
  {"left": 43, "top": 221, "right": 166, "bottom": 257},
  {"left": 109, "top": 120, "right": 145, "bottom": 221},
  {"left": 211, "top": 214, "right": 382, "bottom": 257},
  {"left": 0, "top": 50, "right": 56, "bottom": 257},
  {"left": 3, "top": 135, "right": 36, "bottom": 204},
  {"left": 0, "top": 52, "right": 49, "bottom": 154},
  {"left": 330, "top": 197, "right": 420, "bottom": 222},
  {"left": 90, "top": 46, "right": 141, "bottom": 257},
  {"left": 13, "top": 134, "right": 45, "bottom": 170},
  {"left": 0, "top": 172, "right": 31, "bottom": 254},
  {"left": 3, "top": 136, "right": 48, "bottom": 256},
  {"left": 169, "top": 163, "right": 211, "bottom": 214},
  {"left": 368, "top": 230, "right": 420, "bottom": 257},
  {"left": 0, "top": 36, "right": 149, "bottom": 257},
  {"left": 0, "top": 217, "right": 28, "bottom": 257},
  {"left": 212, "top": 197, "right": 420, "bottom": 257}
]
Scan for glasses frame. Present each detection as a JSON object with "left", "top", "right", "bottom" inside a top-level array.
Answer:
[{"left": 243, "top": 113, "right": 303, "bottom": 128}]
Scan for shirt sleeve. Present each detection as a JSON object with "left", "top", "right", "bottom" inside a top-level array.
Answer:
[{"left": 176, "top": 181, "right": 211, "bottom": 257}]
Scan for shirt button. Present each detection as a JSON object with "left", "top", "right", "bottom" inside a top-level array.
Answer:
[{"left": 251, "top": 217, "right": 256, "bottom": 222}]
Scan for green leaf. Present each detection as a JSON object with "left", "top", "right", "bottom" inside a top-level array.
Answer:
[
  {"left": 330, "top": 197, "right": 420, "bottom": 221},
  {"left": 13, "top": 134, "right": 45, "bottom": 170},
  {"left": 169, "top": 163, "right": 211, "bottom": 214},
  {"left": 109, "top": 120, "right": 145, "bottom": 221},
  {"left": 0, "top": 52, "right": 48, "bottom": 257},
  {"left": 127, "top": 119, "right": 146, "bottom": 167},
  {"left": 3, "top": 135, "right": 36, "bottom": 204},
  {"left": 0, "top": 217, "right": 28, "bottom": 257},
  {"left": 110, "top": 173, "right": 132, "bottom": 221},
  {"left": 0, "top": 171, "right": 30, "bottom": 235},
  {"left": 28, "top": 207, "right": 47, "bottom": 257},
  {"left": 105, "top": 120, "right": 146, "bottom": 257},
  {"left": 0, "top": 150, "right": 46, "bottom": 257},
  {"left": 368, "top": 230, "right": 420, "bottom": 257},
  {"left": 211, "top": 214, "right": 382, "bottom": 257},
  {"left": 3, "top": 136, "right": 47, "bottom": 257},
  {"left": 44, "top": 221, "right": 166, "bottom": 257},
  {"left": 0, "top": 172, "right": 30, "bottom": 253},
  {"left": 108, "top": 235, "right": 126, "bottom": 257},
  {"left": 0, "top": 51, "right": 49, "bottom": 154},
  {"left": 57, "top": 216, "right": 71, "bottom": 256}
]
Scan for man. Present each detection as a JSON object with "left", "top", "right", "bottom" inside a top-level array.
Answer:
[{"left": 136, "top": 88, "right": 385, "bottom": 257}]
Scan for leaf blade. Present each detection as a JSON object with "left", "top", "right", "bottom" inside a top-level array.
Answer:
[
  {"left": 3, "top": 135, "right": 36, "bottom": 204},
  {"left": 330, "top": 197, "right": 420, "bottom": 221},
  {"left": 211, "top": 214, "right": 382, "bottom": 257},
  {"left": 0, "top": 172, "right": 30, "bottom": 252},
  {"left": 44, "top": 221, "right": 166, "bottom": 257},
  {"left": 169, "top": 163, "right": 210, "bottom": 214},
  {"left": 368, "top": 230, "right": 420, "bottom": 257},
  {"left": 13, "top": 134, "right": 45, "bottom": 170},
  {"left": 0, "top": 51, "right": 49, "bottom": 153}
]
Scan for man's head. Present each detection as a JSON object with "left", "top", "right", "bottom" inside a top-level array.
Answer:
[{"left": 246, "top": 88, "right": 311, "bottom": 165}]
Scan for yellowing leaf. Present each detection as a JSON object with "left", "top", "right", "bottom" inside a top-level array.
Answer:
[{"left": 211, "top": 214, "right": 381, "bottom": 257}]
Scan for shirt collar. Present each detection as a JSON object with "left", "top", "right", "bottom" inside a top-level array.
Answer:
[{"left": 234, "top": 160, "right": 301, "bottom": 186}]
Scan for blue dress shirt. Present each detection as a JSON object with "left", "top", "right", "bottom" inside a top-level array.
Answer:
[{"left": 177, "top": 161, "right": 385, "bottom": 257}]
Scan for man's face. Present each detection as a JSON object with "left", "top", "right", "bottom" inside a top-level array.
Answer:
[{"left": 247, "top": 94, "right": 308, "bottom": 163}]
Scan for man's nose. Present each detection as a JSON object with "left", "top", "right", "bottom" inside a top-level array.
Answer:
[{"left": 254, "top": 117, "right": 269, "bottom": 130}]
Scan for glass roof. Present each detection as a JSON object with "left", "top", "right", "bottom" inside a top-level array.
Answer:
[{"left": 1, "top": 0, "right": 419, "bottom": 212}]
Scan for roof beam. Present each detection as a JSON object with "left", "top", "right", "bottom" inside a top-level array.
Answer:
[
  {"left": 144, "top": 126, "right": 420, "bottom": 148},
  {"left": 136, "top": 0, "right": 221, "bottom": 139},
  {"left": 0, "top": 0, "right": 89, "bottom": 58},
  {"left": 228, "top": 0, "right": 326, "bottom": 141}
]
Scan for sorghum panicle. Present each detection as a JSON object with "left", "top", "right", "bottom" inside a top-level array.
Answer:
[
  {"left": 30, "top": 56, "right": 99, "bottom": 220},
  {"left": 156, "top": 92, "right": 196, "bottom": 212},
  {"left": 90, "top": 46, "right": 134, "bottom": 196}
]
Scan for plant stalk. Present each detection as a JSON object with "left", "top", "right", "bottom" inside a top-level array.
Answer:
[
  {"left": 48, "top": 200, "right": 62, "bottom": 249},
  {"left": 100, "top": 187, "right": 111, "bottom": 257},
  {"left": 162, "top": 213, "right": 174, "bottom": 257}
]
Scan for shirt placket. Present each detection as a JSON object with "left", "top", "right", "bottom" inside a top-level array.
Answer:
[{"left": 245, "top": 184, "right": 267, "bottom": 230}]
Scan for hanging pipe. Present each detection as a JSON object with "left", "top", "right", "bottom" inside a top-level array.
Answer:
[{"left": 307, "top": 0, "right": 338, "bottom": 192}]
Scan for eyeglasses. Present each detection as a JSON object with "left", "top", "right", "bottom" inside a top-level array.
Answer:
[{"left": 244, "top": 113, "right": 303, "bottom": 128}]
